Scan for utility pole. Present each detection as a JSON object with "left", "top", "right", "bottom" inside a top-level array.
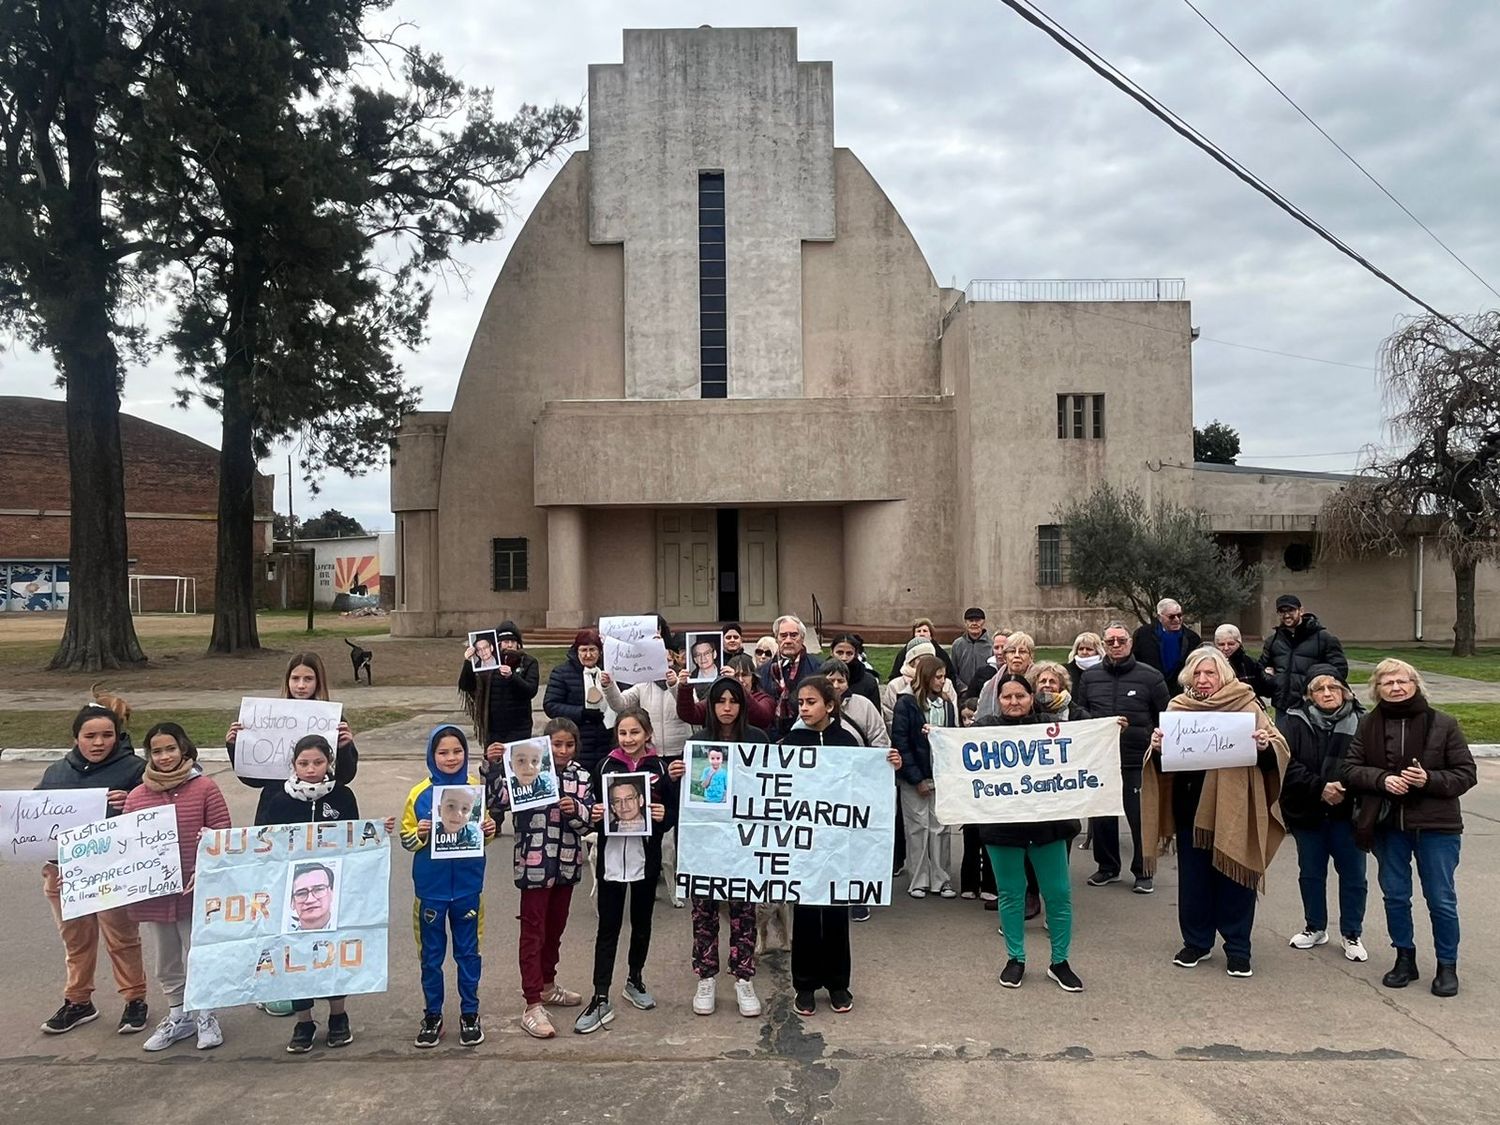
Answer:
[{"left": 287, "top": 455, "right": 313, "bottom": 633}]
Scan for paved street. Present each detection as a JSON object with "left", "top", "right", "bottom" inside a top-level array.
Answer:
[{"left": 0, "top": 757, "right": 1495, "bottom": 1123}]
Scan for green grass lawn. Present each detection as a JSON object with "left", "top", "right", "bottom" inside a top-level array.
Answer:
[
  {"left": 1343, "top": 646, "right": 1500, "bottom": 683},
  {"left": 1436, "top": 703, "right": 1500, "bottom": 743},
  {"left": 0, "top": 706, "right": 419, "bottom": 751}
]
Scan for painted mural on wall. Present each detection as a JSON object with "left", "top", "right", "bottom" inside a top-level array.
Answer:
[
  {"left": 326, "top": 553, "right": 380, "bottom": 611},
  {"left": 2, "top": 563, "right": 70, "bottom": 612}
]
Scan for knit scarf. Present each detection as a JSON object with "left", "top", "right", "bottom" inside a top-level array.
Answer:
[
  {"left": 1140, "top": 679, "right": 1288, "bottom": 890},
  {"left": 770, "top": 655, "right": 802, "bottom": 731},
  {"left": 1358, "top": 696, "right": 1431, "bottom": 771},
  {"left": 285, "top": 773, "right": 337, "bottom": 802},
  {"left": 144, "top": 759, "right": 197, "bottom": 793},
  {"left": 1036, "top": 689, "right": 1073, "bottom": 716},
  {"left": 1303, "top": 699, "right": 1359, "bottom": 736}
]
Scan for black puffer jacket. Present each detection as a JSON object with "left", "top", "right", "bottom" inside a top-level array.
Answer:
[
  {"left": 543, "top": 646, "right": 612, "bottom": 773},
  {"left": 970, "top": 710, "right": 1081, "bottom": 848},
  {"left": 1259, "top": 614, "right": 1348, "bottom": 712},
  {"left": 1276, "top": 704, "right": 1359, "bottom": 827},
  {"left": 1076, "top": 655, "right": 1169, "bottom": 770},
  {"left": 845, "top": 658, "right": 882, "bottom": 709},
  {"left": 459, "top": 619, "right": 541, "bottom": 744}
]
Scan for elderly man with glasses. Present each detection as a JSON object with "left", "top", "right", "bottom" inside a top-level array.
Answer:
[
  {"left": 1131, "top": 598, "right": 1203, "bottom": 694},
  {"left": 1076, "top": 623, "right": 1171, "bottom": 894},
  {"left": 756, "top": 614, "right": 823, "bottom": 740}
]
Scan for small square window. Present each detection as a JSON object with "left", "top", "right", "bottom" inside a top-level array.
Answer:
[
  {"left": 492, "top": 537, "right": 528, "bottom": 592},
  {"left": 1056, "top": 394, "right": 1105, "bottom": 440}
]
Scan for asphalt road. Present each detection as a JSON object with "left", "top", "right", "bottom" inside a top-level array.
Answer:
[{"left": 1, "top": 757, "right": 1496, "bottom": 1124}]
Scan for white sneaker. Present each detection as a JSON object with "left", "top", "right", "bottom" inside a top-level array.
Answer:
[
  {"left": 1288, "top": 928, "right": 1328, "bottom": 950},
  {"left": 734, "top": 978, "right": 762, "bottom": 1018},
  {"left": 1342, "top": 935, "right": 1369, "bottom": 962},
  {"left": 195, "top": 1012, "right": 223, "bottom": 1050},
  {"left": 143, "top": 1014, "right": 195, "bottom": 1052},
  {"left": 693, "top": 977, "right": 717, "bottom": 1016}
]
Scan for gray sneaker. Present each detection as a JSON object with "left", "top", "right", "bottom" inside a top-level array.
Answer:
[
  {"left": 622, "top": 979, "right": 657, "bottom": 1011},
  {"left": 573, "top": 995, "right": 615, "bottom": 1034}
]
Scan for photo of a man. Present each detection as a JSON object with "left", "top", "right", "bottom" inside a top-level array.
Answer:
[
  {"left": 504, "top": 737, "right": 558, "bottom": 810},
  {"left": 283, "top": 859, "right": 340, "bottom": 934},
  {"left": 605, "top": 774, "right": 651, "bottom": 836},
  {"left": 431, "top": 785, "right": 484, "bottom": 857},
  {"left": 687, "top": 632, "right": 723, "bottom": 683},
  {"left": 467, "top": 629, "right": 500, "bottom": 671}
]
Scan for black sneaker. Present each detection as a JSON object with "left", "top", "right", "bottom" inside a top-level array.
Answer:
[
  {"left": 1172, "top": 945, "right": 1212, "bottom": 968},
  {"left": 829, "top": 989, "right": 853, "bottom": 1013},
  {"left": 1226, "top": 957, "right": 1253, "bottom": 978},
  {"left": 286, "top": 1019, "right": 317, "bottom": 1053},
  {"left": 459, "top": 1012, "right": 484, "bottom": 1046},
  {"left": 117, "top": 999, "right": 148, "bottom": 1034},
  {"left": 415, "top": 1013, "right": 443, "bottom": 1048},
  {"left": 1132, "top": 877, "right": 1155, "bottom": 895},
  {"left": 1047, "top": 961, "right": 1084, "bottom": 992},
  {"left": 325, "top": 1012, "right": 353, "bottom": 1048},
  {"left": 41, "top": 1001, "right": 98, "bottom": 1035},
  {"left": 983, "top": 897, "right": 998, "bottom": 912},
  {"left": 851, "top": 905, "right": 871, "bottom": 922},
  {"left": 793, "top": 990, "right": 816, "bottom": 1016},
  {"left": 999, "top": 958, "right": 1025, "bottom": 988},
  {"left": 1086, "top": 870, "right": 1120, "bottom": 887}
]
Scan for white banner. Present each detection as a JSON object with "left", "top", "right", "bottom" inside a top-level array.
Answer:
[
  {"left": 675, "top": 740, "right": 896, "bottom": 906},
  {"left": 929, "top": 719, "right": 1124, "bottom": 825},
  {"left": 1158, "top": 710, "right": 1258, "bottom": 772},
  {"left": 603, "top": 635, "right": 669, "bottom": 683},
  {"left": 185, "top": 821, "right": 390, "bottom": 1010},
  {"left": 1, "top": 789, "right": 109, "bottom": 862},
  {"left": 599, "top": 614, "right": 658, "bottom": 642},
  {"left": 57, "top": 806, "right": 182, "bottom": 920},
  {"left": 234, "top": 697, "right": 344, "bottom": 781}
]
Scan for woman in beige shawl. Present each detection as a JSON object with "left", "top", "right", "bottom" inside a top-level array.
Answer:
[{"left": 1142, "top": 646, "right": 1289, "bottom": 978}]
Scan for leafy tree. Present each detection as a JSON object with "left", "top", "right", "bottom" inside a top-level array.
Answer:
[
  {"left": 1320, "top": 312, "right": 1500, "bottom": 656},
  {"left": 1194, "top": 420, "right": 1240, "bottom": 465},
  {"left": 0, "top": 0, "right": 160, "bottom": 670},
  {"left": 123, "top": 0, "right": 581, "bottom": 653},
  {"left": 272, "top": 513, "right": 300, "bottom": 541},
  {"left": 298, "top": 509, "right": 368, "bottom": 539},
  {"left": 1057, "top": 483, "right": 1262, "bottom": 626}
]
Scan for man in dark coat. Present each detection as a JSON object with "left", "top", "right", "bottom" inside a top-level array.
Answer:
[
  {"left": 1077, "top": 621, "right": 1171, "bottom": 894},
  {"left": 1260, "top": 595, "right": 1349, "bottom": 713},
  {"left": 757, "top": 614, "right": 823, "bottom": 740},
  {"left": 1131, "top": 597, "right": 1202, "bottom": 695}
]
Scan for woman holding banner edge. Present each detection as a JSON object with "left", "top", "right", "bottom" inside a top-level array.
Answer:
[
  {"left": 1142, "top": 646, "right": 1289, "bottom": 979},
  {"left": 970, "top": 674, "right": 1085, "bottom": 993}
]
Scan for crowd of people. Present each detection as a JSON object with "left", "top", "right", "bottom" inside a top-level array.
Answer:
[{"left": 28, "top": 600, "right": 1478, "bottom": 1055}]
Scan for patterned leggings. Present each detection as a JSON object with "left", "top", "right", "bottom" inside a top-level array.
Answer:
[{"left": 691, "top": 898, "right": 757, "bottom": 979}]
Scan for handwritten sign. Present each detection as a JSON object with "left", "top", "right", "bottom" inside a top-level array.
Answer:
[
  {"left": 186, "top": 820, "right": 390, "bottom": 1010},
  {"left": 599, "top": 614, "right": 658, "bottom": 642},
  {"left": 1158, "top": 710, "right": 1258, "bottom": 772},
  {"left": 676, "top": 741, "right": 895, "bottom": 906},
  {"left": 1, "top": 789, "right": 108, "bottom": 861},
  {"left": 234, "top": 697, "right": 344, "bottom": 781},
  {"left": 929, "top": 720, "right": 1123, "bottom": 825},
  {"left": 57, "top": 806, "right": 182, "bottom": 920},
  {"left": 603, "top": 635, "right": 669, "bottom": 683}
]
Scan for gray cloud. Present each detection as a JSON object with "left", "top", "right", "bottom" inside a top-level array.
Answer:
[{"left": 4, "top": 0, "right": 1496, "bottom": 518}]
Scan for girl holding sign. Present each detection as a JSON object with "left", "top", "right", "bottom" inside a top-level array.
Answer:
[
  {"left": 36, "top": 704, "right": 150, "bottom": 1036},
  {"left": 122, "top": 724, "right": 232, "bottom": 1052},
  {"left": 225, "top": 652, "right": 359, "bottom": 825},
  {"left": 783, "top": 677, "right": 904, "bottom": 1017},
  {"left": 1141, "top": 646, "right": 1289, "bottom": 980}
]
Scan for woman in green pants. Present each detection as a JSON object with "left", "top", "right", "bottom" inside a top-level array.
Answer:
[{"left": 972, "top": 674, "right": 1085, "bottom": 992}]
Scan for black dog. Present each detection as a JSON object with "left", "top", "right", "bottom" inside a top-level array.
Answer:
[{"left": 345, "top": 638, "right": 373, "bottom": 686}]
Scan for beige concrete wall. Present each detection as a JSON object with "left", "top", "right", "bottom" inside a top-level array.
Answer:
[
  {"left": 534, "top": 396, "right": 954, "bottom": 507},
  {"left": 802, "top": 149, "right": 941, "bottom": 398},
  {"left": 778, "top": 505, "right": 845, "bottom": 627},
  {"left": 428, "top": 152, "right": 625, "bottom": 631},
  {"left": 842, "top": 499, "right": 958, "bottom": 627},
  {"left": 589, "top": 28, "right": 834, "bottom": 399},
  {"left": 585, "top": 508, "right": 656, "bottom": 618},
  {"left": 389, "top": 413, "right": 448, "bottom": 513}
]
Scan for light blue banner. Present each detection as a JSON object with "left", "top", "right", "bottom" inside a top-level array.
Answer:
[
  {"left": 675, "top": 740, "right": 896, "bottom": 906},
  {"left": 185, "top": 821, "right": 390, "bottom": 1010}
]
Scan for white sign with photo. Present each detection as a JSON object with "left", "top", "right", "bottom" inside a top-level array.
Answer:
[
  {"left": 1158, "top": 711, "right": 1259, "bottom": 772},
  {"left": 430, "top": 785, "right": 485, "bottom": 858},
  {"left": 467, "top": 629, "right": 500, "bottom": 671},
  {"left": 57, "top": 806, "right": 182, "bottom": 920},
  {"left": 686, "top": 632, "right": 724, "bottom": 684},
  {"left": 234, "top": 697, "right": 344, "bottom": 781},
  {"left": 503, "top": 737, "right": 559, "bottom": 811},
  {"left": 1, "top": 789, "right": 109, "bottom": 862},
  {"left": 603, "top": 772, "right": 652, "bottom": 837}
]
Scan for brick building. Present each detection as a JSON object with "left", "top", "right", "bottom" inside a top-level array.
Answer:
[{"left": 0, "top": 396, "right": 274, "bottom": 612}]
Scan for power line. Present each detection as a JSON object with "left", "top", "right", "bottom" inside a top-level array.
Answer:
[
  {"left": 1196, "top": 336, "right": 1373, "bottom": 371},
  {"left": 1180, "top": 0, "right": 1500, "bottom": 302},
  {"left": 994, "top": 0, "right": 1500, "bottom": 359}
]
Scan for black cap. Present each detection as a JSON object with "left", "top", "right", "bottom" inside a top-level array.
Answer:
[
  {"left": 963, "top": 607, "right": 986, "bottom": 620},
  {"left": 1275, "top": 594, "right": 1302, "bottom": 611}
]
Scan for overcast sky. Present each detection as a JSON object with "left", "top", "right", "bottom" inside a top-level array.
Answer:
[{"left": 4, "top": 0, "right": 1497, "bottom": 531}]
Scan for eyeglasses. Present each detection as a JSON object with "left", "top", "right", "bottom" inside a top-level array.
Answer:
[
  {"left": 1104, "top": 637, "right": 1129, "bottom": 646},
  {"left": 291, "top": 885, "right": 331, "bottom": 901},
  {"left": 755, "top": 649, "right": 773, "bottom": 657},
  {"left": 1163, "top": 613, "right": 1183, "bottom": 620}
]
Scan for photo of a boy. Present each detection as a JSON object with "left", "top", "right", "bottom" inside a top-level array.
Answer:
[
  {"left": 432, "top": 785, "right": 484, "bottom": 855},
  {"left": 505, "top": 739, "right": 557, "bottom": 808}
]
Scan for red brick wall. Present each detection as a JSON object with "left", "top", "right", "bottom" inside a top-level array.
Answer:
[{"left": 0, "top": 397, "right": 273, "bottom": 610}]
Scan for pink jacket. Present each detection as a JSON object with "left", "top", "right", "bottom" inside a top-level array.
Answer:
[{"left": 121, "top": 773, "right": 232, "bottom": 923}]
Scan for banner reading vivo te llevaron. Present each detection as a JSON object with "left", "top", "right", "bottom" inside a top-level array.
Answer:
[
  {"left": 675, "top": 740, "right": 896, "bottom": 906},
  {"left": 185, "top": 821, "right": 390, "bottom": 1011},
  {"left": 929, "top": 719, "right": 1124, "bottom": 825}
]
